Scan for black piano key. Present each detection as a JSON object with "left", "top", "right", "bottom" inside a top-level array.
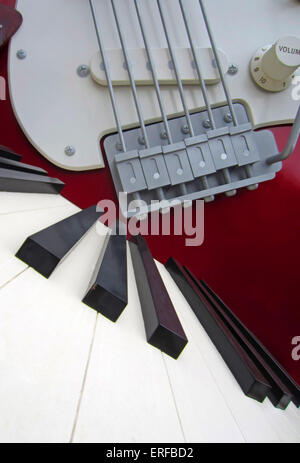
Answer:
[
  {"left": 16, "top": 205, "right": 103, "bottom": 278},
  {"left": 83, "top": 221, "right": 128, "bottom": 322},
  {"left": 129, "top": 235, "right": 188, "bottom": 360},
  {"left": 201, "top": 279, "right": 300, "bottom": 408},
  {"left": 0, "top": 168, "right": 65, "bottom": 194},
  {"left": 0, "top": 157, "right": 48, "bottom": 176},
  {"left": 0, "top": 145, "right": 22, "bottom": 161},
  {"left": 166, "top": 258, "right": 272, "bottom": 402},
  {"left": 187, "top": 272, "right": 292, "bottom": 409}
]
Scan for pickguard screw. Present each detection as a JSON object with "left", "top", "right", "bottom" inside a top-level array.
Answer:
[
  {"left": 77, "top": 65, "right": 90, "bottom": 78},
  {"left": 65, "top": 145, "right": 76, "bottom": 156},
  {"left": 138, "top": 135, "right": 145, "bottom": 145},
  {"left": 16, "top": 49, "right": 27, "bottom": 60},
  {"left": 160, "top": 130, "right": 168, "bottom": 140},
  {"left": 224, "top": 113, "right": 233, "bottom": 123},
  {"left": 202, "top": 119, "right": 211, "bottom": 129},
  {"left": 181, "top": 124, "right": 190, "bottom": 135},
  {"left": 228, "top": 64, "right": 238, "bottom": 75},
  {"left": 116, "top": 142, "right": 123, "bottom": 151}
]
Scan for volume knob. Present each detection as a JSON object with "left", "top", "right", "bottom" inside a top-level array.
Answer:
[{"left": 250, "top": 35, "right": 300, "bottom": 92}]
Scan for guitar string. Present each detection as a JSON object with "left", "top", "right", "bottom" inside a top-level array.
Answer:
[
  {"left": 179, "top": 0, "right": 234, "bottom": 194},
  {"left": 156, "top": 0, "right": 235, "bottom": 197},
  {"left": 198, "top": 0, "right": 238, "bottom": 126},
  {"left": 157, "top": 0, "right": 202, "bottom": 198},
  {"left": 156, "top": 0, "right": 194, "bottom": 139},
  {"left": 111, "top": 0, "right": 150, "bottom": 149},
  {"left": 178, "top": 0, "right": 215, "bottom": 198},
  {"left": 89, "top": 0, "right": 126, "bottom": 153},
  {"left": 134, "top": 0, "right": 189, "bottom": 198},
  {"left": 111, "top": 0, "right": 167, "bottom": 202},
  {"left": 90, "top": 0, "right": 149, "bottom": 202},
  {"left": 134, "top": 0, "right": 172, "bottom": 145},
  {"left": 179, "top": 0, "right": 215, "bottom": 130},
  {"left": 198, "top": 0, "right": 256, "bottom": 184},
  {"left": 91, "top": 0, "right": 245, "bottom": 199}
]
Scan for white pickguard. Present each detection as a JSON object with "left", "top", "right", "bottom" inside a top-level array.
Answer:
[{"left": 8, "top": 0, "right": 300, "bottom": 171}]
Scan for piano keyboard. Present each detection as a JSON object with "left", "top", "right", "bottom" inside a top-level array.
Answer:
[{"left": 0, "top": 190, "right": 299, "bottom": 443}]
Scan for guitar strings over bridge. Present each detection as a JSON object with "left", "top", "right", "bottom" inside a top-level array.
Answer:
[
  {"left": 104, "top": 103, "right": 282, "bottom": 218},
  {"left": 95, "top": 0, "right": 289, "bottom": 218}
]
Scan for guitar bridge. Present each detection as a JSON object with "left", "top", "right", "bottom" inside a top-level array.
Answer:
[
  {"left": 104, "top": 103, "right": 281, "bottom": 218},
  {"left": 92, "top": 0, "right": 285, "bottom": 218}
]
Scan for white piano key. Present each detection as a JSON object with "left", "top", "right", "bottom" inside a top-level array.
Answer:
[
  {"left": 156, "top": 263, "right": 287, "bottom": 443},
  {"left": 0, "top": 222, "right": 108, "bottom": 443},
  {"left": 261, "top": 399, "right": 300, "bottom": 443},
  {"left": 161, "top": 349, "right": 245, "bottom": 442},
  {"left": 0, "top": 257, "right": 26, "bottom": 290},
  {"left": 0, "top": 192, "right": 74, "bottom": 215},
  {"left": 72, "top": 243, "right": 184, "bottom": 443},
  {"left": 0, "top": 193, "right": 298, "bottom": 442},
  {"left": 156, "top": 263, "right": 245, "bottom": 443},
  {"left": 283, "top": 402, "right": 300, "bottom": 438}
]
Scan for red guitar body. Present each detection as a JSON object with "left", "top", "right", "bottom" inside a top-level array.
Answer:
[
  {"left": 0, "top": 2, "right": 21, "bottom": 49},
  {"left": 0, "top": 0, "right": 299, "bottom": 384}
]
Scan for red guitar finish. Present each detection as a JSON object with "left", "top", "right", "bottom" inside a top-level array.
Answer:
[
  {"left": 0, "top": 3, "right": 22, "bottom": 49},
  {"left": 0, "top": 1, "right": 299, "bottom": 385}
]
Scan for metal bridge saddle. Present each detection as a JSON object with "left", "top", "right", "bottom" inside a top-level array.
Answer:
[{"left": 105, "top": 103, "right": 282, "bottom": 217}]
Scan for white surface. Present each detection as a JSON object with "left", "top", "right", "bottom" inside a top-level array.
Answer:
[
  {"left": 0, "top": 214, "right": 109, "bottom": 442},
  {"left": 9, "top": 0, "right": 300, "bottom": 170},
  {"left": 0, "top": 193, "right": 299, "bottom": 442}
]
